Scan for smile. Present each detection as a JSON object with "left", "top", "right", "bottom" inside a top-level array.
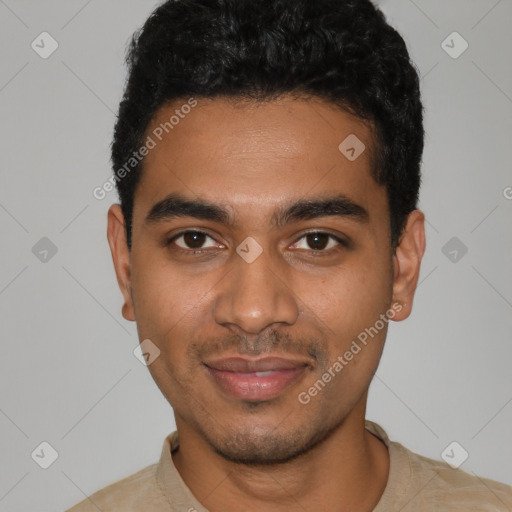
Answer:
[{"left": 203, "top": 356, "right": 310, "bottom": 401}]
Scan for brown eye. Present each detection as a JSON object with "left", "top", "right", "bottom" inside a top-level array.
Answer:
[
  {"left": 183, "top": 232, "right": 206, "bottom": 249},
  {"left": 172, "top": 231, "right": 217, "bottom": 250},
  {"left": 293, "top": 232, "right": 345, "bottom": 252},
  {"left": 305, "top": 233, "right": 330, "bottom": 250}
]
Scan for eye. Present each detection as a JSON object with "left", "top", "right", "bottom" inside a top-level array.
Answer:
[
  {"left": 165, "top": 230, "right": 347, "bottom": 257},
  {"left": 291, "top": 232, "right": 347, "bottom": 253},
  {"left": 169, "top": 230, "right": 221, "bottom": 251}
]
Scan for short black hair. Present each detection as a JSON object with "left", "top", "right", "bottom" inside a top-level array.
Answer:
[{"left": 112, "top": 0, "right": 424, "bottom": 251}]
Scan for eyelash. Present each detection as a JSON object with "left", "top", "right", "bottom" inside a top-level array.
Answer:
[{"left": 165, "top": 230, "right": 348, "bottom": 257}]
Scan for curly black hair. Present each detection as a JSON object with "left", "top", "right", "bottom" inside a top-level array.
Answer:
[{"left": 111, "top": 0, "right": 424, "bottom": 251}]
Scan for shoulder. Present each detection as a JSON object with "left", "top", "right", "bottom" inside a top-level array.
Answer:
[
  {"left": 65, "top": 463, "right": 168, "bottom": 512},
  {"left": 398, "top": 442, "right": 512, "bottom": 510}
]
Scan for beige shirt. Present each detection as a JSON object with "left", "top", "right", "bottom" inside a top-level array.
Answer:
[{"left": 66, "top": 420, "right": 512, "bottom": 511}]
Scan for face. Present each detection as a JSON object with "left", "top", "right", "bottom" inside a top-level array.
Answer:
[{"left": 108, "top": 96, "right": 425, "bottom": 465}]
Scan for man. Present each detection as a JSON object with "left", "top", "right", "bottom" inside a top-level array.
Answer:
[{"left": 68, "top": 0, "right": 512, "bottom": 510}]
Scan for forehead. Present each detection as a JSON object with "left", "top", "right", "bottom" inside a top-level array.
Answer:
[{"left": 133, "top": 96, "right": 387, "bottom": 228}]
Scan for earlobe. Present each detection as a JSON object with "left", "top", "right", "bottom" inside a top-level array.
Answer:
[
  {"left": 106, "top": 204, "right": 136, "bottom": 322},
  {"left": 390, "top": 210, "right": 426, "bottom": 322}
]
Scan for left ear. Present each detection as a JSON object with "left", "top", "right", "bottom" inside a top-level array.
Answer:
[{"left": 391, "top": 209, "right": 426, "bottom": 321}]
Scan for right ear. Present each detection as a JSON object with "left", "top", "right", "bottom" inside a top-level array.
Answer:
[{"left": 107, "top": 204, "right": 135, "bottom": 321}]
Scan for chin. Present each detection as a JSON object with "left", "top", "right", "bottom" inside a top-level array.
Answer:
[{"left": 201, "top": 417, "right": 339, "bottom": 466}]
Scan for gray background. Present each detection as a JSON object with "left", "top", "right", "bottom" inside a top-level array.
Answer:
[{"left": 0, "top": 0, "right": 511, "bottom": 510}]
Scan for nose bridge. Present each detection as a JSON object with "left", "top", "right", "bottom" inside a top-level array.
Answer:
[{"left": 213, "top": 243, "right": 299, "bottom": 334}]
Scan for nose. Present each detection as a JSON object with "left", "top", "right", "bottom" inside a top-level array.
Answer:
[{"left": 213, "top": 245, "right": 299, "bottom": 335}]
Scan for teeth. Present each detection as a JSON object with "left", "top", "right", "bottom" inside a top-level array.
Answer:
[{"left": 255, "top": 371, "right": 275, "bottom": 377}]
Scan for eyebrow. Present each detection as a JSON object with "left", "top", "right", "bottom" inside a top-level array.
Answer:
[{"left": 144, "top": 192, "right": 369, "bottom": 228}]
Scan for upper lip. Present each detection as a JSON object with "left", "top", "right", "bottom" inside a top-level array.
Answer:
[{"left": 203, "top": 356, "right": 309, "bottom": 373}]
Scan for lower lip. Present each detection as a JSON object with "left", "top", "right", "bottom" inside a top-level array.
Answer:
[{"left": 205, "top": 366, "right": 307, "bottom": 401}]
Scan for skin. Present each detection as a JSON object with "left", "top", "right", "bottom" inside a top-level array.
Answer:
[{"left": 107, "top": 95, "right": 426, "bottom": 512}]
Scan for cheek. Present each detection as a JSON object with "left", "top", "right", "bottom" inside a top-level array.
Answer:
[
  {"left": 302, "top": 259, "right": 391, "bottom": 339},
  {"left": 130, "top": 249, "right": 216, "bottom": 344},
  {"left": 130, "top": 257, "right": 211, "bottom": 402}
]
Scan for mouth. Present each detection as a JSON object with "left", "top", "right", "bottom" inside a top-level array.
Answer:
[{"left": 203, "top": 356, "right": 310, "bottom": 402}]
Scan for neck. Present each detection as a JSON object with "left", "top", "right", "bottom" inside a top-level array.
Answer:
[{"left": 171, "top": 398, "right": 390, "bottom": 512}]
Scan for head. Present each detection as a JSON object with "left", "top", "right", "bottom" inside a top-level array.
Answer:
[{"left": 108, "top": 0, "right": 426, "bottom": 465}]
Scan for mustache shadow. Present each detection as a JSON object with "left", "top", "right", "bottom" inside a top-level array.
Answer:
[{"left": 188, "top": 327, "right": 329, "bottom": 366}]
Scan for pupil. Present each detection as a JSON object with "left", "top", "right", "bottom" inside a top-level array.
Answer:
[
  {"left": 184, "top": 231, "right": 205, "bottom": 249},
  {"left": 307, "top": 233, "right": 328, "bottom": 250}
]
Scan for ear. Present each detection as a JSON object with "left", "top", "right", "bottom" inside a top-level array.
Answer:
[
  {"left": 390, "top": 209, "right": 426, "bottom": 321},
  {"left": 107, "top": 204, "right": 136, "bottom": 321}
]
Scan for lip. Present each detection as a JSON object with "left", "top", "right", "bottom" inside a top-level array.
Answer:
[{"left": 204, "top": 356, "right": 309, "bottom": 401}]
